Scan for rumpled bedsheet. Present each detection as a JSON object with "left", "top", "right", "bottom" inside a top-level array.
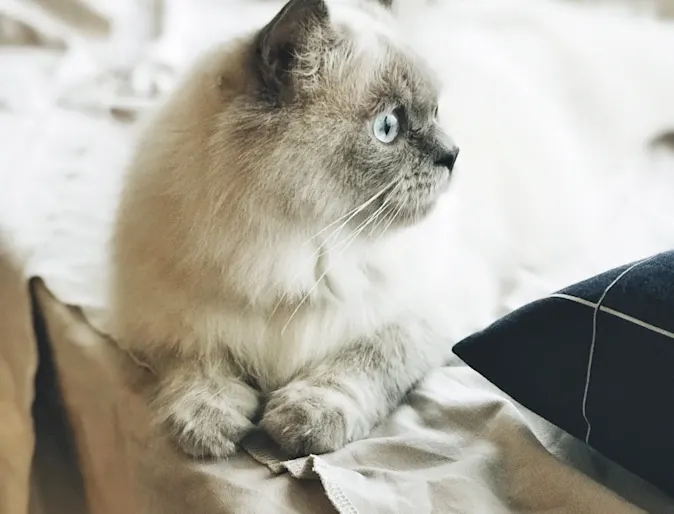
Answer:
[{"left": 19, "top": 277, "right": 671, "bottom": 514}]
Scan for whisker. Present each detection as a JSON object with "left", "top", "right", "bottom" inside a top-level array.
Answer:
[
  {"left": 378, "top": 200, "right": 406, "bottom": 241},
  {"left": 262, "top": 179, "right": 398, "bottom": 338},
  {"left": 305, "top": 180, "right": 398, "bottom": 264},
  {"left": 367, "top": 200, "right": 394, "bottom": 239},
  {"left": 336, "top": 197, "right": 390, "bottom": 253},
  {"left": 327, "top": 178, "right": 405, "bottom": 254},
  {"left": 367, "top": 181, "right": 405, "bottom": 239},
  {"left": 280, "top": 184, "right": 406, "bottom": 334},
  {"left": 301, "top": 180, "right": 396, "bottom": 247},
  {"left": 280, "top": 265, "right": 331, "bottom": 335},
  {"left": 280, "top": 188, "right": 402, "bottom": 335}
]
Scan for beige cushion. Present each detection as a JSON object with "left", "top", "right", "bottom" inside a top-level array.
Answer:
[
  {"left": 0, "top": 250, "right": 36, "bottom": 514},
  {"left": 29, "top": 278, "right": 671, "bottom": 514}
]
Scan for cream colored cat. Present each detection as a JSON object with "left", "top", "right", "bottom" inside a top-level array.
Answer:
[{"left": 109, "top": 0, "right": 460, "bottom": 459}]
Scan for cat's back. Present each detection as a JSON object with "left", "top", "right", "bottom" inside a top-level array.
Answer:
[{"left": 109, "top": 40, "right": 257, "bottom": 351}]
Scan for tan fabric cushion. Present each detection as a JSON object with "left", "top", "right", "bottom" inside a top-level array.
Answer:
[
  {"left": 31, "top": 279, "right": 336, "bottom": 514},
  {"left": 0, "top": 249, "right": 36, "bottom": 514},
  {"left": 30, "top": 279, "right": 662, "bottom": 514}
]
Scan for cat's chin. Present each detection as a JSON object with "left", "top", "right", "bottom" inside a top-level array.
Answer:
[
  {"left": 370, "top": 197, "right": 441, "bottom": 235},
  {"left": 386, "top": 173, "right": 452, "bottom": 227},
  {"left": 385, "top": 182, "right": 451, "bottom": 230},
  {"left": 396, "top": 201, "right": 438, "bottom": 227}
]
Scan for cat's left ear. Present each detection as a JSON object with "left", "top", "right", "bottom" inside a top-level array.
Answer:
[{"left": 254, "top": 0, "right": 330, "bottom": 104}]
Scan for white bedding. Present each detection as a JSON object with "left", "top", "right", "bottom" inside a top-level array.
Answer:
[{"left": 1, "top": 0, "right": 674, "bottom": 512}]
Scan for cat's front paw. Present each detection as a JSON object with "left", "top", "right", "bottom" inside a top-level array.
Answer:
[
  {"left": 261, "top": 381, "right": 370, "bottom": 457},
  {"left": 156, "top": 378, "right": 260, "bottom": 460}
]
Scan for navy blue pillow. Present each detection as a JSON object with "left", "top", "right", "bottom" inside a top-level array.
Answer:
[{"left": 453, "top": 251, "right": 674, "bottom": 497}]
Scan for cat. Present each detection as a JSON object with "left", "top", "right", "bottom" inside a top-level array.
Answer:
[{"left": 109, "top": 0, "right": 461, "bottom": 459}]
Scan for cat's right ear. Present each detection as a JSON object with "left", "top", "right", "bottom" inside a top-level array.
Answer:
[{"left": 253, "top": 0, "right": 330, "bottom": 104}]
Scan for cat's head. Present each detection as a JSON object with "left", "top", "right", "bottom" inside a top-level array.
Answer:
[{"left": 212, "top": 0, "right": 458, "bottom": 234}]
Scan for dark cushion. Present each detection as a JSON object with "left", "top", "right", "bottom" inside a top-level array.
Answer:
[{"left": 453, "top": 251, "right": 674, "bottom": 498}]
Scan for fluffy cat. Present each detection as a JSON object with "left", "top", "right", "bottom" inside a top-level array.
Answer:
[{"left": 109, "top": 0, "right": 462, "bottom": 459}]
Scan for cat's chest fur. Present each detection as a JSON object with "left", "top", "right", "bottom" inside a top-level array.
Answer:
[{"left": 197, "top": 196, "right": 456, "bottom": 390}]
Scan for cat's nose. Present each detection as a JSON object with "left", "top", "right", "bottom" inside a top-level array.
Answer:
[{"left": 435, "top": 146, "right": 459, "bottom": 172}]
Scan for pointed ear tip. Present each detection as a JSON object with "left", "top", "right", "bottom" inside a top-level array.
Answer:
[
  {"left": 287, "top": 0, "right": 326, "bottom": 8},
  {"left": 297, "top": 0, "right": 329, "bottom": 14},
  {"left": 276, "top": 0, "right": 329, "bottom": 20},
  {"left": 306, "top": 0, "right": 329, "bottom": 15}
]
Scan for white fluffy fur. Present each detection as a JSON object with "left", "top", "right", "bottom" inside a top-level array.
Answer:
[
  {"left": 108, "top": 0, "right": 481, "bottom": 458},
  {"left": 111, "top": 1, "right": 462, "bottom": 390},
  {"left": 145, "top": 0, "right": 674, "bottom": 321},
  {"left": 3, "top": 1, "right": 666, "bottom": 347},
  {"left": 2, "top": 0, "right": 671, "bottom": 463},
  {"left": 110, "top": 0, "right": 674, "bottom": 386}
]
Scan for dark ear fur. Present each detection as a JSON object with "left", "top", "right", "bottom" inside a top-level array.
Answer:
[{"left": 254, "top": 0, "right": 329, "bottom": 104}]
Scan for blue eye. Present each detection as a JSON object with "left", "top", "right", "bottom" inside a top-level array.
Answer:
[{"left": 373, "top": 112, "right": 399, "bottom": 143}]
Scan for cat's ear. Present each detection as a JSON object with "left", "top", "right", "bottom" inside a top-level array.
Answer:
[{"left": 254, "top": 0, "right": 330, "bottom": 104}]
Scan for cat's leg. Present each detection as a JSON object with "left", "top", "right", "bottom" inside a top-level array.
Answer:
[
  {"left": 260, "top": 325, "right": 444, "bottom": 457},
  {"left": 149, "top": 356, "right": 260, "bottom": 459}
]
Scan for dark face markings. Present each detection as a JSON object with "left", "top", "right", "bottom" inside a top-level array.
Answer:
[{"left": 221, "top": 4, "right": 456, "bottom": 228}]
